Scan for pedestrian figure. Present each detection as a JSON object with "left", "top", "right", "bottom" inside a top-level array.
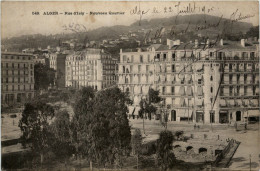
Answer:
[
  {"left": 194, "top": 124, "right": 196, "bottom": 130},
  {"left": 234, "top": 122, "right": 237, "bottom": 131},
  {"left": 244, "top": 122, "right": 247, "bottom": 130}
]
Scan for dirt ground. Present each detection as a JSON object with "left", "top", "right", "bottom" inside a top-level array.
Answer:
[
  {"left": 129, "top": 119, "right": 260, "bottom": 170},
  {"left": 1, "top": 114, "right": 259, "bottom": 170}
]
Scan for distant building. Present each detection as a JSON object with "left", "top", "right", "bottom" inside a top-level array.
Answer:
[
  {"left": 22, "top": 48, "right": 35, "bottom": 54},
  {"left": 65, "top": 48, "right": 118, "bottom": 90},
  {"left": 49, "top": 52, "right": 67, "bottom": 88},
  {"left": 33, "top": 55, "right": 46, "bottom": 65},
  {"left": 1, "top": 52, "right": 35, "bottom": 107},
  {"left": 118, "top": 39, "right": 259, "bottom": 123}
]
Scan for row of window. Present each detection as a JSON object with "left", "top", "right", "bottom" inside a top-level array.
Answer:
[
  {"left": 2, "top": 77, "right": 31, "bottom": 83},
  {"left": 3, "top": 84, "right": 34, "bottom": 91},
  {"left": 220, "top": 86, "right": 258, "bottom": 96},
  {"left": 2, "top": 63, "right": 33, "bottom": 69},
  {"left": 4, "top": 70, "right": 33, "bottom": 76},
  {"left": 122, "top": 51, "right": 257, "bottom": 63},
  {"left": 2, "top": 55, "right": 33, "bottom": 60}
]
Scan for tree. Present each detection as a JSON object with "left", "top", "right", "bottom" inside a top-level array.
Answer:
[
  {"left": 49, "top": 110, "right": 74, "bottom": 163},
  {"left": 71, "top": 87, "right": 95, "bottom": 161},
  {"left": 19, "top": 101, "right": 55, "bottom": 165},
  {"left": 146, "top": 88, "right": 162, "bottom": 120},
  {"left": 34, "top": 63, "right": 56, "bottom": 91},
  {"left": 246, "top": 26, "right": 259, "bottom": 39},
  {"left": 88, "top": 87, "right": 132, "bottom": 168},
  {"left": 156, "top": 130, "right": 176, "bottom": 171},
  {"left": 131, "top": 129, "right": 142, "bottom": 170},
  {"left": 139, "top": 88, "right": 162, "bottom": 135}
]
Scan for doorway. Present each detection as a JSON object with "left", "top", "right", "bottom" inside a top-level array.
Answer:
[
  {"left": 236, "top": 111, "right": 241, "bottom": 121},
  {"left": 171, "top": 110, "right": 176, "bottom": 121}
]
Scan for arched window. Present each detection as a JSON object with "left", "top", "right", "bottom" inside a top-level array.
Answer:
[
  {"left": 123, "top": 66, "right": 125, "bottom": 73},
  {"left": 210, "top": 76, "right": 213, "bottom": 81}
]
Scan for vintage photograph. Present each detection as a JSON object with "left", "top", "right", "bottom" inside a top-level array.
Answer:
[{"left": 1, "top": 1, "right": 259, "bottom": 170}]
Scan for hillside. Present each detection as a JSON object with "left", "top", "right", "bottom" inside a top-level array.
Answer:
[{"left": 1, "top": 14, "right": 254, "bottom": 52}]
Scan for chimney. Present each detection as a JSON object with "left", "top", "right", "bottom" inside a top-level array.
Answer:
[
  {"left": 159, "top": 39, "right": 162, "bottom": 43},
  {"left": 167, "top": 39, "right": 173, "bottom": 49},
  {"left": 195, "top": 39, "right": 198, "bottom": 48},
  {"left": 241, "top": 39, "right": 245, "bottom": 47},
  {"left": 56, "top": 46, "right": 60, "bottom": 52},
  {"left": 137, "top": 48, "right": 141, "bottom": 52},
  {"left": 206, "top": 39, "right": 210, "bottom": 47},
  {"left": 220, "top": 39, "right": 223, "bottom": 46},
  {"left": 120, "top": 49, "right": 122, "bottom": 53},
  {"left": 173, "top": 39, "right": 180, "bottom": 46}
]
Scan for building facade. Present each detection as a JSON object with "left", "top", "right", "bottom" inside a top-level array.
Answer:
[
  {"left": 65, "top": 48, "right": 117, "bottom": 90},
  {"left": 1, "top": 52, "right": 35, "bottom": 107},
  {"left": 118, "top": 39, "right": 259, "bottom": 124},
  {"left": 49, "top": 52, "right": 67, "bottom": 88}
]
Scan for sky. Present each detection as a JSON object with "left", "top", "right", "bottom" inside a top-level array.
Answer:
[{"left": 1, "top": 1, "right": 259, "bottom": 39}]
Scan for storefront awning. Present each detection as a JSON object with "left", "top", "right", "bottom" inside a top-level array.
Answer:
[
  {"left": 246, "top": 110, "right": 260, "bottom": 117},
  {"left": 177, "top": 109, "right": 186, "bottom": 117},
  {"left": 219, "top": 110, "right": 228, "bottom": 113}
]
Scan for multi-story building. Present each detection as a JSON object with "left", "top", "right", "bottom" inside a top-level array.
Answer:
[
  {"left": 49, "top": 52, "right": 67, "bottom": 88},
  {"left": 118, "top": 39, "right": 259, "bottom": 124},
  {"left": 65, "top": 48, "right": 117, "bottom": 90},
  {"left": 1, "top": 52, "right": 35, "bottom": 107}
]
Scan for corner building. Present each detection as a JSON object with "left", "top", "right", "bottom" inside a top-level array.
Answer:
[
  {"left": 118, "top": 39, "right": 259, "bottom": 124},
  {"left": 1, "top": 52, "right": 35, "bottom": 106},
  {"left": 65, "top": 48, "right": 117, "bottom": 90}
]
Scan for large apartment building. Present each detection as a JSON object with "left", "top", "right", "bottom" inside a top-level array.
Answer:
[
  {"left": 118, "top": 39, "right": 259, "bottom": 124},
  {"left": 1, "top": 52, "right": 35, "bottom": 107},
  {"left": 65, "top": 48, "right": 117, "bottom": 90}
]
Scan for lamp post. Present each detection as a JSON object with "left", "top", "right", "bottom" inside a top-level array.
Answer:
[
  {"left": 249, "top": 154, "right": 251, "bottom": 171},
  {"left": 188, "top": 98, "right": 191, "bottom": 124},
  {"left": 210, "top": 110, "right": 214, "bottom": 132}
]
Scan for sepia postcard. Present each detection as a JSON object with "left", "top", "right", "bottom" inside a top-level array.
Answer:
[{"left": 1, "top": 0, "right": 259, "bottom": 170}]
